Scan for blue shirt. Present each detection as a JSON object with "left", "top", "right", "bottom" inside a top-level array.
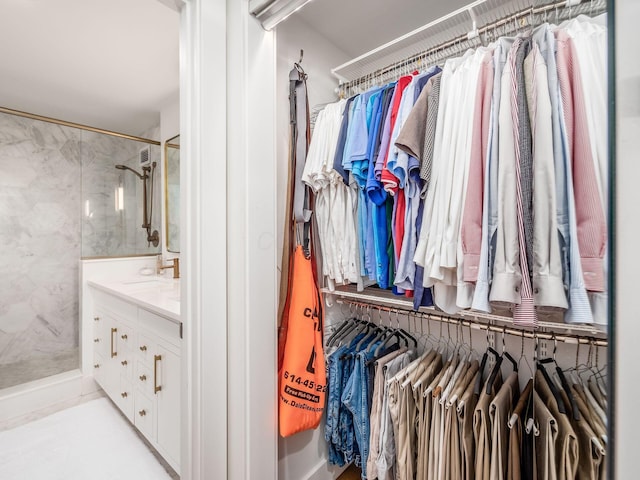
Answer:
[
  {"left": 333, "top": 96, "right": 356, "bottom": 185},
  {"left": 366, "top": 85, "right": 395, "bottom": 288}
]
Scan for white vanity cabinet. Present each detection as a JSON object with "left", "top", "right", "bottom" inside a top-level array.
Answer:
[{"left": 89, "top": 286, "right": 181, "bottom": 473}]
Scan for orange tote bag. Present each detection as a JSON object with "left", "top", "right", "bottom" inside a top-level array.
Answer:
[{"left": 278, "top": 246, "right": 326, "bottom": 437}]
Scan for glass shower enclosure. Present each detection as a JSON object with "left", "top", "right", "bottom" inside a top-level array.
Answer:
[{"left": 0, "top": 110, "right": 161, "bottom": 390}]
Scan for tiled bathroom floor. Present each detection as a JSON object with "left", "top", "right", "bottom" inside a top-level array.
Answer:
[{"left": 0, "top": 397, "right": 178, "bottom": 479}]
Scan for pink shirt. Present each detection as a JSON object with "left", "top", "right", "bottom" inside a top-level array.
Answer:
[
  {"left": 461, "top": 52, "right": 494, "bottom": 282},
  {"left": 556, "top": 30, "right": 606, "bottom": 293}
]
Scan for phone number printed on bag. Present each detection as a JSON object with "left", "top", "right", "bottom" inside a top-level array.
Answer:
[{"left": 283, "top": 370, "right": 327, "bottom": 394}]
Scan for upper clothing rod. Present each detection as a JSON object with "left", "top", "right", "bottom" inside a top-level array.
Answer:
[{"left": 333, "top": 0, "right": 606, "bottom": 87}]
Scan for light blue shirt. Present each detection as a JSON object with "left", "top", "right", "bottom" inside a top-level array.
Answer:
[
  {"left": 532, "top": 24, "right": 592, "bottom": 323},
  {"left": 472, "top": 37, "right": 514, "bottom": 312}
]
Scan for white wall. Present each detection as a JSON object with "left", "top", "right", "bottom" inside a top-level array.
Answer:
[
  {"left": 614, "top": 0, "right": 640, "bottom": 478},
  {"left": 275, "top": 15, "right": 351, "bottom": 480},
  {"left": 226, "top": 1, "right": 278, "bottom": 479}
]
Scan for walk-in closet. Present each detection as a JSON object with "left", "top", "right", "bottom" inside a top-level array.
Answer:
[{"left": 267, "top": 1, "right": 613, "bottom": 479}]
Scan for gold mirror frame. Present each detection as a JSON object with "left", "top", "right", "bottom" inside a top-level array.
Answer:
[{"left": 164, "top": 134, "right": 180, "bottom": 253}]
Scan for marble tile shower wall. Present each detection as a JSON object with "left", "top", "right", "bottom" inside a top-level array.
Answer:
[
  {"left": 81, "top": 125, "right": 161, "bottom": 257},
  {"left": 0, "top": 112, "right": 161, "bottom": 389}
]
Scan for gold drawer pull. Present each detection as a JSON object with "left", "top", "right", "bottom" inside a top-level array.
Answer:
[
  {"left": 110, "top": 328, "right": 117, "bottom": 358},
  {"left": 139, "top": 345, "right": 147, "bottom": 352},
  {"left": 121, "top": 360, "right": 128, "bottom": 366},
  {"left": 121, "top": 392, "right": 128, "bottom": 398},
  {"left": 139, "top": 410, "right": 146, "bottom": 417},
  {"left": 121, "top": 334, "right": 128, "bottom": 340},
  {"left": 94, "top": 364, "right": 100, "bottom": 369},
  {"left": 139, "top": 374, "right": 147, "bottom": 382},
  {"left": 94, "top": 338, "right": 100, "bottom": 343},
  {"left": 154, "top": 354, "right": 162, "bottom": 394}
]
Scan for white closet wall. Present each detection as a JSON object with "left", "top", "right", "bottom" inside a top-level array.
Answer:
[
  {"left": 614, "top": 0, "right": 640, "bottom": 478},
  {"left": 275, "top": 15, "right": 351, "bottom": 480}
]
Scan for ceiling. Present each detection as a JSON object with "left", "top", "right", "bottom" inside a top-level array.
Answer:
[
  {"left": 0, "top": 0, "right": 179, "bottom": 136},
  {"left": 296, "top": 0, "right": 474, "bottom": 58}
]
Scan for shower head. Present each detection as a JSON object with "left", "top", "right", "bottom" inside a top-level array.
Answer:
[{"left": 115, "top": 164, "right": 145, "bottom": 180}]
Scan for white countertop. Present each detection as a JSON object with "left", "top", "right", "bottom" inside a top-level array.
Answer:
[{"left": 88, "top": 276, "right": 181, "bottom": 323}]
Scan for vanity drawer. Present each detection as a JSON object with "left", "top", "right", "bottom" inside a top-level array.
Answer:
[
  {"left": 117, "top": 375, "right": 134, "bottom": 422},
  {"left": 136, "top": 360, "right": 154, "bottom": 398},
  {"left": 117, "top": 350, "right": 134, "bottom": 380},
  {"left": 93, "top": 351, "right": 106, "bottom": 388},
  {"left": 136, "top": 333, "right": 156, "bottom": 366},
  {"left": 93, "top": 290, "right": 137, "bottom": 322},
  {"left": 134, "top": 392, "right": 156, "bottom": 442},
  {"left": 117, "top": 322, "right": 135, "bottom": 352},
  {"left": 139, "top": 309, "right": 181, "bottom": 347}
]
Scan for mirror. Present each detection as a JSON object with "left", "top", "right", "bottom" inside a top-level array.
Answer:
[{"left": 165, "top": 134, "right": 180, "bottom": 252}]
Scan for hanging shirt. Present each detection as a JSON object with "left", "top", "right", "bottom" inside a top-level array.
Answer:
[
  {"left": 414, "top": 49, "right": 484, "bottom": 314},
  {"left": 366, "top": 85, "right": 395, "bottom": 288},
  {"left": 524, "top": 42, "right": 568, "bottom": 310},
  {"left": 332, "top": 96, "right": 356, "bottom": 185},
  {"left": 562, "top": 15, "right": 608, "bottom": 325},
  {"left": 472, "top": 37, "right": 515, "bottom": 313},
  {"left": 302, "top": 100, "right": 350, "bottom": 289},
  {"left": 460, "top": 51, "right": 493, "bottom": 284},
  {"left": 394, "top": 67, "right": 441, "bottom": 293}
]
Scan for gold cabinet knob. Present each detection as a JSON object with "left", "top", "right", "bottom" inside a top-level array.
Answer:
[
  {"left": 139, "top": 345, "right": 147, "bottom": 352},
  {"left": 121, "top": 334, "right": 128, "bottom": 340},
  {"left": 94, "top": 364, "right": 100, "bottom": 369},
  {"left": 94, "top": 338, "right": 100, "bottom": 343},
  {"left": 121, "top": 360, "right": 128, "bottom": 366},
  {"left": 94, "top": 316, "right": 100, "bottom": 322},
  {"left": 139, "top": 375, "right": 147, "bottom": 382},
  {"left": 139, "top": 410, "right": 146, "bottom": 417},
  {"left": 121, "top": 392, "right": 128, "bottom": 398}
]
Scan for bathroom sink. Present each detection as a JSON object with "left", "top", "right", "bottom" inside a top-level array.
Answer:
[{"left": 121, "top": 278, "right": 163, "bottom": 285}]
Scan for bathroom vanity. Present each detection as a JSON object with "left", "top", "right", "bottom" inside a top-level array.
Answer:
[{"left": 87, "top": 276, "right": 181, "bottom": 473}]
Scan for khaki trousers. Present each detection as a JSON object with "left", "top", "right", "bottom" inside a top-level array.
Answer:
[
  {"left": 535, "top": 371, "right": 579, "bottom": 480},
  {"left": 490, "top": 372, "right": 520, "bottom": 480},
  {"left": 473, "top": 372, "right": 502, "bottom": 480},
  {"left": 458, "top": 370, "right": 479, "bottom": 480},
  {"left": 534, "top": 392, "right": 558, "bottom": 480},
  {"left": 367, "top": 348, "right": 406, "bottom": 479}
]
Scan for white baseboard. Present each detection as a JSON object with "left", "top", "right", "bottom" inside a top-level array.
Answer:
[
  {"left": 0, "top": 369, "right": 99, "bottom": 427},
  {"left": 303, "top": 461, "right": 346, "bottom": 480}
]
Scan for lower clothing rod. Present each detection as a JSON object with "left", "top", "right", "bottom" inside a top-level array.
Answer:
[{"left": 336, "top": 298, "right": 608, "bottom": 348}]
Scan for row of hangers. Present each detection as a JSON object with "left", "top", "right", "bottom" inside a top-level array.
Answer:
[
  {"left": 338, "top": 0, "right": 605, "bottom": 99},
  {"left": 328, "top": 301, "right": 607, "bottom": 413}
]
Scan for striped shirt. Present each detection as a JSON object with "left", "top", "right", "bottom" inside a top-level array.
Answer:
[{"left": 510, "top": 37, "right": 538, "bottom": 327}]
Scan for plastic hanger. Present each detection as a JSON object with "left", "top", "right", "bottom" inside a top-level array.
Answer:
[
  {"left": 361, "top": 307, "right": 394, "bottom": 353},
  {"left": 326, "top": 303, "right": 356, "bottom": 347},
  {"left": 485, "top": 327, "right": 517, "bottom": 395},
  {"left": 537, "top": 335, "right": 575, "bottom": 418},
  {"left": 473, "top": 329, "right": 499, "bottom": 396}
]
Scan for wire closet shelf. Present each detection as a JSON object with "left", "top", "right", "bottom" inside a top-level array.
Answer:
[{"left": 333, "top": 0, "right": 606, "bottom": 97}]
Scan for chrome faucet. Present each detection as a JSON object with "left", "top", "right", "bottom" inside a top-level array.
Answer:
[{"left": 158, "top": 257, "right": 180, "bottom": 279}]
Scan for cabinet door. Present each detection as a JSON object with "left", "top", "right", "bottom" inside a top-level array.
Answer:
[
  {"left": 94, "top": 313, "right": 119, "bottom": 398},
  {"left": 155, "top": 344, "right": 181, "bottom": 468}
]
